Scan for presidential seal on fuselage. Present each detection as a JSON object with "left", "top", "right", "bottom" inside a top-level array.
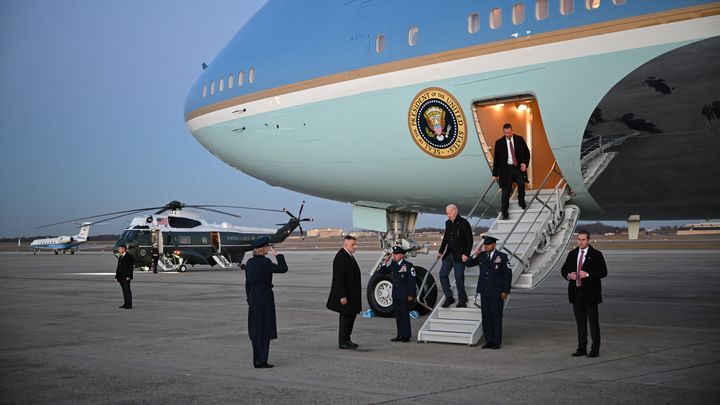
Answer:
[{"left": 408, "top": 87, "right": 467, "bottom": 159}]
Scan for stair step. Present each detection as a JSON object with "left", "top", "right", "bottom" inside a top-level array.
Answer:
[
  {"left": 418, "top": 330, "right": 473, "bottom": 344},
  {"left": 426, "top": 319, "right": 479, "bottom": 333},
  {"left": 437, "top": 307, "right": 482, "bottom": 321}
]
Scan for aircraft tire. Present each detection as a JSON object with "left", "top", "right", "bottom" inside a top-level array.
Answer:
[
  {"left": 70, "top": 251, "right": 75, "bottom": 255},
  {"left": 413, "top": 266, "right": 437, "bottom": 315},
  {"left": 177, "top": 264, "right": 187, "bottom": 273},
  {"left": 366, "top": 272, "right": 395, "bottom": 318}
]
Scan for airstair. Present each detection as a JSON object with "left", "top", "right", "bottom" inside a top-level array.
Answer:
[
  {"left": 212, "top": 253, "right": 233, "bottom": 268},
  {"left": 158, "top": 256, "right": 176, "bottom": 271},
  {"left": 417, "top": 163, "right": 580, "bottom": 345}
]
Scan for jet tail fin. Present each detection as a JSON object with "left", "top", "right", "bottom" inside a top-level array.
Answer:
[{"left": 76, "top": 222, "right": 92, "bottom": 241}]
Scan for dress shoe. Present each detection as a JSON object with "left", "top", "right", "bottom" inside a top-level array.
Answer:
[
  {"left": 254, "top": 363, "right": 274, "bottom": 368},
  {"left": 441, "top": 297, "right": 455, "bottom": 308},
  {"left": 502, "top": 213, "right": 509, "bottom": 220},
  {"left": 339, "top": 343, "right": 356, "bottom": 350},
  {"left": 119, "top": 305, "right": 126, "bottom": 308},
  {"left": 519, "top": 201, "right": 527, "bottom": 210},
  {"left": 390, "top": 337, "right": 402, "bottom": 342},
  {"left": 571, "top": 349, "right": 587, "bottom": 357},
  {"left": 481, "top": 343, "right": 493, "bottom": 349},
  {"left": 456, "top": 302, "right": 467, "bottom": 308},
  {"left": 123, "top": 306, "right": 132, "bottom": 309},
  {"left": 400, "top": 338, "right": 411, "bottom": 343},
  {"left": 349, "top": 341, "right": 359, "bottom": 349},
  {"left": 587, "top": 351, "right": 599, "bottom": 358},
  {"left": 491, "top": 344, "right": 501, "bottom": 349}
]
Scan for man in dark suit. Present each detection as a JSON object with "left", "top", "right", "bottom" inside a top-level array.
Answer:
[
  {"left": 466, "top": 236, "right": 512, "bottom": 349},
  {"left": 326, "top": 235, "right": 362, "bottom": 349},
  {"left": 115, "top": 244, "right": 134, "bottom": 309},
  {"left": 492, "top": 123, "right": 530, "bottom": 220},
  {"left": 437, "top": 204, "right": 473, "bottom": 307},
  {"left": 561, "top": 230, "right": 608, "bottom": 358}
]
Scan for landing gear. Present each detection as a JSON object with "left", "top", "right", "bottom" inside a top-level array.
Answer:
[
  {"left": 364, "top": 210, "right": 438, "bottom": 318},
  {"left": 54, "top": 250, "right": 59, "bottom": 255},
  {"left": 177, "top": 264, "right": 187, "bottom": 273}
]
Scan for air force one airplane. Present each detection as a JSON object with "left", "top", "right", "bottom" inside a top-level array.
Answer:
[
  {"left": 184, "top": 1, "right": 720, "bottom": 340},
  {"left": 30, "top": 223, "right": 92, "bottom": 255}
]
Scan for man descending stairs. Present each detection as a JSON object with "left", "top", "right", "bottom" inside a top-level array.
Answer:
[{"left": 418, "top": 179, "right": 580, "bottom": 345}]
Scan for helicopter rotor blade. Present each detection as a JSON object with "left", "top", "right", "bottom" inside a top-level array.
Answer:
[
  {"left": 37, "top": 207, "right": 160, "bottom": 228},
  {"left": 193, "top": 207, "right": 243, "bottom": 219},
  {"left": 186, "top": 204, "right": 285, "bottom": 213}
]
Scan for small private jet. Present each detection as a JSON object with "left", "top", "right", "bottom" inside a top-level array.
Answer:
[{"left": 30, "top": 222, "right": 92, "bottom": 255}]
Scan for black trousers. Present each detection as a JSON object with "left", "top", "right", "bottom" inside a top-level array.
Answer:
[
  {"left": 439, "top": 256, "right": 468, "bottom": 303},
  {"left": 573, "top": 301, "right": 600, "bottom": 352},
  {"left": 338, "top": 313, "right": 357, "bottom": 345},
  {"left": 394, "top": 297, "right": 411, "bottom": 339},
  {"left": 481, "top": 293, "right": 504, "bottom": 345},
  {"left": 501, "top": 164, "right": 526, "bottom": 214},
  {"left": 251, "top": 338, "right": 270, "bottom": 365},
  {"left": 152, "top": 257, "right": 158, "bottom": 273},
  {"left": 118, "top": 279, "right": 132, "bottom": 307}
]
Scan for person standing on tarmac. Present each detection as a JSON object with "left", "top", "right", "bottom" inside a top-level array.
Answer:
[
  {"left": 377, "top": 245, "right": 417, "bottom": 342},
  {"left": 151, "top": 243, "right": 159, "bottom": 274},
  {"left": 244, "top": 236, "right": 288, "bottom": 369}
]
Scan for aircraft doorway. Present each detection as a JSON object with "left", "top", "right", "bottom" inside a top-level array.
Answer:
[
  {"left": 211, "top": 231, "right": 220, "bottom": 252},
  {"left": 472, "top": 95, "right": 561, "bottom": 189}
]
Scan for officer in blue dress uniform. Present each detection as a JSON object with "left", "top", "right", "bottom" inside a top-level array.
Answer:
[
  {"left": 378, "top": 246, "right": 417, "bottom": 342},
  {"left": 466, "top": 236, "right": 512, "bottom": 349},
  {"left": 244, "top": 236, "right": 288, "bottom": 368}
]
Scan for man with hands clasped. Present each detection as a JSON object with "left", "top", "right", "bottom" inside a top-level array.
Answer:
[{"left": 378, "top": 246, "right": 417, "bottom": 342}]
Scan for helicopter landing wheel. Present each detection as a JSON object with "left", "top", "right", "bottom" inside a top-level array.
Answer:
[{"left": 177, "top": 264, "right": 187, "bottom": 273}]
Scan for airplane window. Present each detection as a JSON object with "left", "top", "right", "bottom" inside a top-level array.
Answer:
[
  {"left": 612, "top": 0, "right": 626, "bottom": 4},
  {"left": 536, "top": 0, "right": 549, "bottom": 20},
  {"left": 408, "top": 26, "right": 419, "bottom": 46},
  {"left": 513, "top": 3, "right": 526, "bottom": 25},
  {"left": 228, "top": 73, "right": 234, "bottom": 89},
  {"left": 202, "top": 83, "right": 207, "bottom": 98},
  {"left": 586, "top": 0, "right": 601, "bottom": 9},
  {"left": 249, "top": 67, "right": 255, "bottom": 84},
  {"left": 468, "top": 12, "right": 480, "bottom": 34},
  {"left": 375, "top": 34, "right": 385, "bottom": 53},
  {"left": 238, "top": 71, "right": 244, "bottom": 86},
  {"left": 210, "top": 80, "right": 215, "bottom": 96},
  {"left": 219, "top": 77, "right": 224, "bottom": 92},
  {"left": 490, "top": 8, "right": 502, "bottom": 29},
  {"left": 561, "top": 0, "right": 574, "bottom": 15}
]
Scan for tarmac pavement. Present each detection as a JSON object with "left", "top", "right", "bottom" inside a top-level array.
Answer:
[{"left": 0, "top": 249, "right": 719, "bottom": 404}]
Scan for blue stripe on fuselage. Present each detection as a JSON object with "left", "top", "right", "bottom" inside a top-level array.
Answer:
[{"left": 184, "top": 0, "right": 715, "bottom": 114}]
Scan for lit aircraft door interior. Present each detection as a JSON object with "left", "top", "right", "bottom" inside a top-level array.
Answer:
[
  {"left": 472, "top": 95, "right": 562, "bottom": 189},
  {"left": 211, "top": 231, "right": 220, "bottom": 252}
]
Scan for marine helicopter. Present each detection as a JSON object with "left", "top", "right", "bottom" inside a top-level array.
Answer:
[{"left": 49, "top": 201, "right": 311, "bottom": 272}]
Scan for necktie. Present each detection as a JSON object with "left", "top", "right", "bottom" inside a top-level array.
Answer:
[
  {"left": 508, "top": 138, "right": 518, "bottom": 166},
  {"left": 576, "top": 250, "right": 584, "bottom": 287}
]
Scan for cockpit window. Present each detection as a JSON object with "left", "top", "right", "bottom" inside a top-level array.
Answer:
[
  {"left": 119, "top": 230, "right": 139, "bottom": 243},
  {"left": 168, "top": 216, "right": 201, "bottom": 228}
]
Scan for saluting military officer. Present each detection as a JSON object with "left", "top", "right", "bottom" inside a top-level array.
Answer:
[
  {"left": 378, "top": 246, "right": 417, "bottom": 342},
  {"left": 466, "top": 236, "right": 512, "bottom": 349}
]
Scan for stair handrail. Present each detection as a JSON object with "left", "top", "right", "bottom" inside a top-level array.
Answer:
[
  {"left": 497, "top": 162, "right": 565, "bottom": 266},
  {"left": 465, "top": 178, "right": 499, "bottom": 220}
]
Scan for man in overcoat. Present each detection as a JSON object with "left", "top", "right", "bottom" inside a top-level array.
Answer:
[
  {"left": 467, "top": 236, "right": 511, "bottom": 349},
  {"left": 245, "top": 236, "right": 288, "bottom": 368},
  {"left": 560, "top": 230, "right": 608, "bottom": 358},
  {"left": 115, "top": 244, "right": 134, "bottom": 309},
  {"left": 326, "top": 235, "right": 362, "bottom": 349},
  {"left": 437, "top": 204, "right": 473, "bottom": 307},
  {"left": 492, "top": 123, "right": 531, "bottom": 219}
]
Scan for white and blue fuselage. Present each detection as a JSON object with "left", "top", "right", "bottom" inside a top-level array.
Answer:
[{"left": 185, "top": 0, "right": 720, "bottom": 222}]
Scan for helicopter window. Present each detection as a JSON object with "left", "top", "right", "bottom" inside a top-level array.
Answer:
[
  {"left": 120, "top": 230, "right": 139, "bottom": 243},
  {"left": 468, "top": 13, "right": 480, "bottom": 34},
  {"left": 202, "top": 236, "right": 208, "bottom": 244},
  {"left": 168, "top": 216, "right": 201, "bottom": 228},
  {"left": 536, "top": 0, "right": 549, "bottom": 20},
  {"left": 489, "top": 8, "right": 502, "bottom": 29},
  {"left": 560, "top": 0, "right": 574, "bottom": 15},
  {"left": 177, "top": 235, "right": 191, "bottom": 244}
]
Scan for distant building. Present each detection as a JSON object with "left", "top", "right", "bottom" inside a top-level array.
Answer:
[
  {"left": 306, "top": 228, "right": 344, "bottom": 238},
  {"left": 677, "top": 223, "right": 720, "bottom": 235}
]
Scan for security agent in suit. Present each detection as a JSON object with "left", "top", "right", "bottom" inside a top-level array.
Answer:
[
  {"left": 492, "top": 123, "right": 530, "bottom": 220},
  {"left": 560, "top": 230, "right": 608, "bottom": 358},
  {"left": 115, "top": 244, "right": 134, "bottom": 309},
  {"left": 378, "top": 246, "right": 417, "bottom": 342},
  {"left": 245, "top": 236, "right": 288, "bottom": 368},
  {"left": 437, "top": 204, "right": 473, "bottom": 308},
  {"left": 326, "top": 235, "right": 362, "bottom": 350},
  {"left": 466, "top": 236, "right": 512, "bottom": 349}
]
